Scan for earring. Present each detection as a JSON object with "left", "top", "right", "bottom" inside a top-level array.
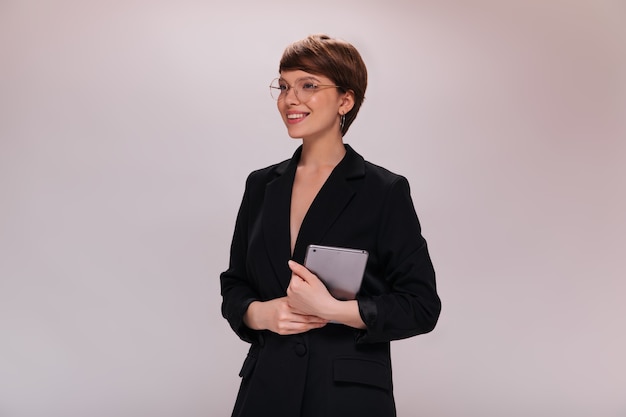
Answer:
[{"left": 340, "top": 113, "right": 345, "bottom": 132}]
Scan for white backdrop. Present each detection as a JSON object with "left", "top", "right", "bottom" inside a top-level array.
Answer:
[{"left": 1, "top": 1, "right": 625, "bottom": 416}]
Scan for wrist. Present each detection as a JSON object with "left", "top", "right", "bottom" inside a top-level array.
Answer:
[
  {"left": 244, "top": 301, "right": 264, "bottom": 330},
  {"left": 321, "top": 298, "right": 342, "bottom": 322},
  {"left": 324, "top": 299, "right": 366, "bottom": 329}
]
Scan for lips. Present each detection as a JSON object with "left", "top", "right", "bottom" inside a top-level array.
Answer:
[{"left": 286, "top": 112, "right": 309, "bottom": 123}]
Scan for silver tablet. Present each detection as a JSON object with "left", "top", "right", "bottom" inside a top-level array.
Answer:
[{"left": 303, "top": 245, "right": 369, "bottom": 300}]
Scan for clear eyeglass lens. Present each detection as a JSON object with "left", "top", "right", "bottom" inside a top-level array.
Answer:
[
  {"left": 297, "top": 80, "right": 316, "bottom": 100},
  {"left": 270, "top": 79, "right": 317, "bottom": 101},
  {"left": 268, "top": 79, "right": 281, "bottom": 100}
]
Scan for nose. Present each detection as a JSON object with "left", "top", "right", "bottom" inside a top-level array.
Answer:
[{"left": 284, "top": 86, "right": 300, "bottom": 104}]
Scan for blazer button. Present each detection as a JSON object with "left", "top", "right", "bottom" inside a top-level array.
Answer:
[{"left": 294, "top": 343, "right": 307, "bottom": 357}]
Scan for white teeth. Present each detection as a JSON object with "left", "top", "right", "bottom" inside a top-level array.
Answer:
[{"left": 287, "top": 113, "right": 306, "bottom": 119}]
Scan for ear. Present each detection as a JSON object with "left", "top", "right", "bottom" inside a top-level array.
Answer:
[{"left": 338, "top": 90, "right": 355, "bottom": 115}]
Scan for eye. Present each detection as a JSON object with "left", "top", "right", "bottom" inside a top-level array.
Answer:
[
  {"left": 301, "top": 82, "right": 318, "bottom": 91},
  {"left": 278, "top": 83, "right": 288, "bottom": 91}
]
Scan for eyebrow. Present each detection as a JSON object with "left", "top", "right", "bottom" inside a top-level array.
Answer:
[{"left": 278, "top": 76, "right": 321, "bottom": 83}]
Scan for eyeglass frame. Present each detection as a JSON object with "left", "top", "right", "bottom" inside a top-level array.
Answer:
[{"left": 269, "top": 77, "right": 346, "bottom": 102}]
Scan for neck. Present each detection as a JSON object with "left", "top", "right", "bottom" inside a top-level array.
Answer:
[{"left": 299, "top": 136, "right": 346, "bottom": 168}]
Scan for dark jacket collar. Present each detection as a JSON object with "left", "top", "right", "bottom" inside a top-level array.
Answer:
[
  {"left": 274, "top": 144, "right": 365, "bottom": 179},
  {"left": 263, "top": 144, "right": 366, "bottom": 291}
]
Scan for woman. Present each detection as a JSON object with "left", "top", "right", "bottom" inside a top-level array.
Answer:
[{"left": 220, "top": 34, "right": 441, "bottom": 417}]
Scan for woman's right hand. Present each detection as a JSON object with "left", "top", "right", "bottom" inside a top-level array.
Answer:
[{"left": 243, "top": 297, "right": 328, "bottom": 335}]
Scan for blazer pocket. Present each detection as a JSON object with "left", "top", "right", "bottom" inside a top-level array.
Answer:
[
  {"left": 238, "top": 351, "right": 258, "bottom": 379},
  {"left": 333, "top": 357, "right": 392, "bottom": 391}
]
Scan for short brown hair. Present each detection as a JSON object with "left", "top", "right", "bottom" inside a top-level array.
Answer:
[{"left": 279, "top": 34, "right": 368, "bottom": 136}]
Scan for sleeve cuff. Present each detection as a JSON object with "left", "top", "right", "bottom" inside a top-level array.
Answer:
[
  {"left": 234, "top": 298, "right": 259, "bottom": 344},
  {"left": 357, "top": 296, "right": 378, "bottom": 329}
]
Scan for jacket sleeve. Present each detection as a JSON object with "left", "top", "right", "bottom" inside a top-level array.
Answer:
[
  {"left": 220, "top": 174, "right": 261, "bottom": 344},
  {"left": 356, "top": 176, "right": 441, "bottom": 344}
]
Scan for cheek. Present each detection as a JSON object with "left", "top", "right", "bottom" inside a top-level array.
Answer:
[
  {"left": 309, "top": 94, "right": 338, "bottom": 114},
  {"left": 277, "top": 101, "right": 287, "bottom": 118}
]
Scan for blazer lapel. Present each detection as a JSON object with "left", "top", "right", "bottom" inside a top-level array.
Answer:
[
  {"left": 292, "top": 145, "right": 366, "bottom": 262},
  {"left": 262, "top": 145, "right": 366, "bottom": 292},
  {"left": 262, "top": 149, "right": 298, "bottom": 292}
]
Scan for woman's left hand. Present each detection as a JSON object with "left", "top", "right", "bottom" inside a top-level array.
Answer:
[{"left": 286, "top": 260, "right": 337, "bottom": 319}]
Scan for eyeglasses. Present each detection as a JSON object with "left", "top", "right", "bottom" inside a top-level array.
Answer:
[{"left": 269, "top": 77, "right": 342, "bottom": 102}]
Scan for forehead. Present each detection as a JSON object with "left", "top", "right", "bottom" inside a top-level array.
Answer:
[{"left": 279, "top": 70, "right": 332, "bottom": 83}]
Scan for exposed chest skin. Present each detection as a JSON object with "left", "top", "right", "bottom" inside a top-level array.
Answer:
[{"left": 290, "top": 165, "right": 334, "bottom": 255}]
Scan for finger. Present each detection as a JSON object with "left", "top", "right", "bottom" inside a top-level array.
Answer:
[
  {"left": 287, "top": 260, "right": 310, "bottom": 279},
  {"left": 288, "top": 275, "right": 306, "bottom": 290},
  {"left": 279, "top": 321, "right": 326, "bottom": 336},
  {"left": 288, "top": 260, "right": 319, "bottom": 284},
  {"left": 292, "top": 312, "right": 328, "bottom": 324}
]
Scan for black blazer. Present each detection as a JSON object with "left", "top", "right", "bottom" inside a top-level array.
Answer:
[{"left": 221, "top": 145, "right": 441, "bottom": 417}]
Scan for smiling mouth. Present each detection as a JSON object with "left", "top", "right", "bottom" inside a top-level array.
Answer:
[{"left": 286, "top": 113, "right": 308, "bottom": 120}]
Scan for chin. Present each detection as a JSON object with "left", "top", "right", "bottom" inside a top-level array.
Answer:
[{"left": 286, "top": 128, "right": 305, "bottom": 139}]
